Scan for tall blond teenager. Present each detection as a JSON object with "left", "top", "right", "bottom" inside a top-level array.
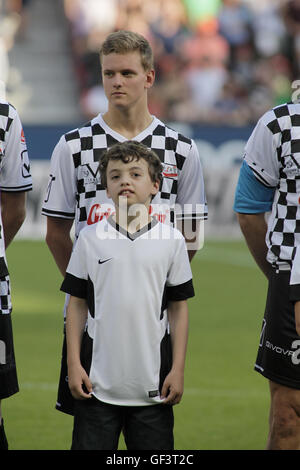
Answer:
[{"left": 42, "top": 30, "right": 206, "bottom": 417}]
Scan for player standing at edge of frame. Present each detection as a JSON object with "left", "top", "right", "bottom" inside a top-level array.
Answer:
[
  {"left": 41, "top": 30, "right": 207, "bottom": 417},
  {"left": 0, "top": 100, "right": 32, "bottom": 450},
  {"left": 234, "top": 101, "right": 300, "bottom": 449}
]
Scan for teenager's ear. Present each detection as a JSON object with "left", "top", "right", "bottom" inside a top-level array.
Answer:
[{"left": 145, "top": 69, "right": 155, "bottom": 89}]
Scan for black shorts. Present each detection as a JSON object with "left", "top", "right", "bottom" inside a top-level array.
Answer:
[
  {"left": 0, "top": 314, "right": 19, "bottom": 399},
  {"left": 255, "top": 269, "right": 300, "bottom": 389},
  {"left": 56, "top": 333, "right": 74, "bottom": 415},
  {"left": 56, "top": 329, "right": 93, "bottom": 415},
  {"left": 72, "top": 396, "right": 174, "bottom": 450}
]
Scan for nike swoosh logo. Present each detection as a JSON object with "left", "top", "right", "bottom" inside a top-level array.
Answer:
[{"left": 98, "top": 258, "right": 113, "bottom": 265}]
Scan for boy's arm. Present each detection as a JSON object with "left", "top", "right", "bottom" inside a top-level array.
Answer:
[
  {"left": 161, "top": 300, "right": 189, "bottom": 405},
  {"left": 66, "top": 295, "right": 92, "bottom": 399}
]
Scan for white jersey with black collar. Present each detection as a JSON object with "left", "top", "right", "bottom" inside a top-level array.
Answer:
[{"left": 61, "top": 217, "right": 194, "bottom": 406}]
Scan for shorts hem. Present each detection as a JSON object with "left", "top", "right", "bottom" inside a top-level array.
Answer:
[
  {"left": 55, "top": 402, "right": 74, "bottom": 416},
  {"left": 254, "top": 365, "right": 300, "bottom": 390},
  {"left": 0, "top": 386, "right": 19, "bottom": 400},
  {"left": 0, "top": 366, "right": 19, "bottom": 399}
]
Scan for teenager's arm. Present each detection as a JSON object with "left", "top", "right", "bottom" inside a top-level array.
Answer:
[
  {"left": 179, "top": 219, "right": 202, "bottom": 262},
  {"left": 161, "top": 299, "right": 189, "bottom": 405},
  {"left": 66, "top": 295, "right": 92, "bottom": 400},
  {"left": 46, "top": 217, "right": 74, "bottom": 276}
]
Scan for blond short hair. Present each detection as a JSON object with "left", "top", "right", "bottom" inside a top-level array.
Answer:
[{"left": 100, "top": 30, "right": 154, "bottom": 71}]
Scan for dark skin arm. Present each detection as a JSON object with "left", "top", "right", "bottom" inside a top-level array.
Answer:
[
  {"left": 236, "top": 212, "right": 271, "bottom": 279},
  {"left": 1, "top": 191, "right": 26, "bottom": 248}
]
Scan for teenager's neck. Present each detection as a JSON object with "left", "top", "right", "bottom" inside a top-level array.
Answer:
[{"left": 103, "top": 107, "right": 153, "bottom": 139}]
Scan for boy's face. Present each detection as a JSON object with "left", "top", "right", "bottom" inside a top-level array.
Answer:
[
  {"left": 101, "top": 51, "right": 154, "bottom": 109},
  {"left": 106, "top": 157, "right": 159, "bottom": 210}
]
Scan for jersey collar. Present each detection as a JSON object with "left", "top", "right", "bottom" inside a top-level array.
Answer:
[{"left": 107, "top": 215, "right": 159, "bottom": 241}]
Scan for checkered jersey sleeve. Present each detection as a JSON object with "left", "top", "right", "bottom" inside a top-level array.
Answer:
[
  {"left": 42, "top": 135, "right": 77, "bottom": 219},
  {"left": 166, "top": 233, "right": 194, "bottom": 301},
  {"left": 176, "top": 139, "right": 208, "bottom": 221},
  {"left": 60, "top": 231, "right": 88, "bottom": 299},
  {"left": 0, "top": 103, "right": 32, "bottom": 192},
  {"left": 243, "top": 110, "right": 280, "bottom": 188}
]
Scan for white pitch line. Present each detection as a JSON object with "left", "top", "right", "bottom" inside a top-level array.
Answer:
[
  {"left": 196, "top": 247, "right": 257, "bottom": 268},
  {"left": 21, "top": 382, "right": 58, "bottom": 391},
  {"left": 184, "top": 388, "right": 267, "bottom": 398}
]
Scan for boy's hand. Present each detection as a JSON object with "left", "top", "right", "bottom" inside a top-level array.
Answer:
[
  {"left": 68, "top": 363, "right": 93, "bottom": 400},
  {"left": 160, "top": 369, "right": 184, "bottom": 405},
  {"left": 295, "top": 301, "right": 300, "bottom": 337}
]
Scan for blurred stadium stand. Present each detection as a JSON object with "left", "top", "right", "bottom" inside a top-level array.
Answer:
[
  {"left": 3, "top": 0, "right": 82, "bottom": 123},
  {"left": 2, "top": 0, "right": 300, "bottom": 126},
  {"left": 1, "top": 0, "right": 299, "bottom": 239}
]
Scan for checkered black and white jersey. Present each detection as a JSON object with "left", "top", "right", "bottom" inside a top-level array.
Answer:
[
  {"left": 244, "top": 102, "right": 300, "bottom": 268},
  {"left": 41, "top": 114, "right": 207, "bottom": 239},
  {"left": 0, "top": 100, "right": 32, "bottom": 313}
]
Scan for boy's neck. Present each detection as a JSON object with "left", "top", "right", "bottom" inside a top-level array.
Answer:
[
  {"left": 103, "top": 108, "right": 153, "bottom": 140},
  {"left": 113, "top": 205, "right": 152, "bottom": 234}
]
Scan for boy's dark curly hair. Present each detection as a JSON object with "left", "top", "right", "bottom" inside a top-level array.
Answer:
[{"left": 99, "top": 141, "right": 163, "bottom": 188}]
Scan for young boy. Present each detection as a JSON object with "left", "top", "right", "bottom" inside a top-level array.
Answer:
[{"left": 61, "top": 141, "right": 194, "bottom": 450}]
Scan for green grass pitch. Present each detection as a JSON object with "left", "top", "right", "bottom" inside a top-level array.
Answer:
[{"left": 3, "top": 239, "right": 270, "bottom": 450}]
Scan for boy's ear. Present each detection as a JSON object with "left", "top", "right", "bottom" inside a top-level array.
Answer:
[{"left": 151, "top": 180, "right": 160, "bottom": 196}]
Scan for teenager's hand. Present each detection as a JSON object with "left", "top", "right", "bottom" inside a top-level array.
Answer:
[
  {"left": 160, "top": 369, "right": 184, "bottom": 405},
  {"left": 68, "top": 363, "right": 93, "bottom": 400}
]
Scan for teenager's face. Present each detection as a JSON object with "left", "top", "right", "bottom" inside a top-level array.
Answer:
[
  {"left": 101, "top": 52, "right": 155, "bottom": 110},
  {"left": 106, "top": 157, "right": 159, "bottom": 210}
]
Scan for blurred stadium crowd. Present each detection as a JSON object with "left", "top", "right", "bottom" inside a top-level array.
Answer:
[
  {"left": 2, "top": 0, "right": 300, "bottom": 125},
  {"left": 0, "top": 0, "right": 31, "bottom": 98}
]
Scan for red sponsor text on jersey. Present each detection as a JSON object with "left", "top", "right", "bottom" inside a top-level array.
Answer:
[
  {"left": 149, "top": 205, "right": 168, "bottom": 223},
  {"left": 87, "top": 204, "right": 114, "bottom": 225},
  {"left": 88, "top": 204, "right": 168, "bottom": 225}
]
